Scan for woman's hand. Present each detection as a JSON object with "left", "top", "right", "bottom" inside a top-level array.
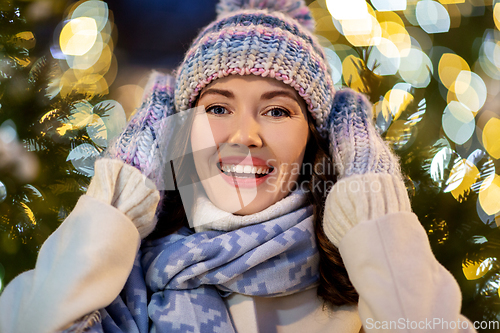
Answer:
[
  {"left": 322, "top": 89, "right": 411, "bottom": 247},
  {"left": 86, "top": 158, "right": 160, "bottom": 239}
]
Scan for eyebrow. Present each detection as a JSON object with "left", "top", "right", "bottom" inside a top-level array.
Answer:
[
  {"left": 261, "top": 90, "right": 299, "bottom": 102},
  {"left": 199, "top": 88, "right": 234, "bottom": 99},
  {"left": 199, "top": 88, "right": 300, "bottom": 103}
]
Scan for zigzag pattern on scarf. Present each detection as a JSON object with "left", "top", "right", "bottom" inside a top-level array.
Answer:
[{"left": 88, "top": 205, "right": 318, "bottom": 333}]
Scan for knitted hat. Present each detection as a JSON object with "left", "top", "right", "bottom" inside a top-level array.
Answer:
[
  {"left": 108, "top": 0, "right": 336, "bottom": 184},
  {"left": 174, "top": 0, "right": 334, "bottom": 131}
]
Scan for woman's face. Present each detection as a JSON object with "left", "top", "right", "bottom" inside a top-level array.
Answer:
[{"left": 191, "top": 75, "right": 309, "bottom": 215}]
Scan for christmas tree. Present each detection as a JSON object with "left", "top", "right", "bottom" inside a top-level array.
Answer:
[
  {"left": 0, "top": 0, "right": 124, "bottom": 289},
  {"left": 307, "top": 0, "right": 500, "bottom": 328}
]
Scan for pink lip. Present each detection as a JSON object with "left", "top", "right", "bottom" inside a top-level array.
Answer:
[{"left": 217, "top": 156, "right": 274, "bottom": 188}]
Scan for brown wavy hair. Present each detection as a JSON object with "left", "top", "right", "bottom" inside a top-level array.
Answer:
[{"left": 147, "top": 106, "right": 359, "bottom": 307}]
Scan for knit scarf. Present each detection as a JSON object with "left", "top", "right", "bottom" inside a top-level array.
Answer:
[{"left": 88, "top": 190, "right": 319, "bottom": 333}]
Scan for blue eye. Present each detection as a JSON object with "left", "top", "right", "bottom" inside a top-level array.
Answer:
[
  {"left": 207, "top": 106, "right": 228, "bottom": 115},
  {"left": 266, "top": 108, "right": 290, "bottom": 118}
]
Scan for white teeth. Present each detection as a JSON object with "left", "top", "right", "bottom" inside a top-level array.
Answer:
[{"left": 220, "top": 163, "right": 271, "bottom": 174}]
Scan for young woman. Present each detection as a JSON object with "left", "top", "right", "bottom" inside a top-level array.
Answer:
[{"left": 0, "top": 0, "right": 477, "bottom": 332}]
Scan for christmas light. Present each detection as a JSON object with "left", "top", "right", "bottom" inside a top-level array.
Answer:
[
  {"left": 482, "top": 117, "right": 500, "bottom": 159},
  {"left": 438, "top": 53, "right": 470, "bottom": 90},
  {"left": 416, "top": 0, "right": 451, "bottom": 34},
  {"left": 454, "top": 71, "right": 487, "bottom": 112},
  {"left": 59, "top": 17, "right": 98, "bottom": 56},
  {"left": 366, "top": 37, "right": 400, "bottom": 76},
  {"left": 442, "top": 101, "right": 475, "bottom": 145},
  {"left": 372, "top": 0, "right": 407, "bottom": 12}
]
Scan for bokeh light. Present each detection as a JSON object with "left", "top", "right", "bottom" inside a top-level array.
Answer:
[
  {"left": 59, "top": 17, "right": 98, "bottom": 56},
  {"left": 86, "top": 114, "right": 107, "bottom": 147},
  {"left": 442, "top": 101, "right": 475, "bottom": 145},
  {"left": 463, "top": 257, "right": 495, "bottom": 280},
  {"left": 367, "top": 37, "right": 400, "bottom": 75},
  {"left": 430, "top": 146, "right": 453, "bottom": 185},
  {"left": 70, "top": 0, "right": 109, "bottom": 32},
  {"left": 343, "top": 8, "right": 382, "bottom": 46},
  {"left": 399, "top": 46, "right": 432, "bottom": 87},
  {"left": 95, "top": 100, "right": 127, "bottom": 145},
  {"left": 447, "top": 159, "right": 480, "bottom": 201},
  {"left": 325, "top": 0, "right": 368, "bottom": 20},
  {"left": 66, "top": 143, "right": 101, "bottom": 177},
  {"left": 382, "top": 83, "right": 413, "bottom": 120},
  {"left": 494, "top": 3, "right": 500, "bottom": 31},
  {"left": 342, "top": 54, "right": 365, "bottom": 91},
  {"left": 371, "top": 0, "right": 407, "bottom": 12},
  {"left": 479, "top": 174, "right": 500, "bottom": 216},
  {"left": 54, "top": 0, "right": 115, "bottom": 99},
  {"left": 324, "top": 47, "right": 343, "bottom": 84},
  {"left": 438, "top": 53, "right": 470, "bottom": 90},
  {"left": 0, "top": 181, "right": 6, "bottom": 203},
  {"left": 454, "top": 71, "right": 487, "bottom": 112},
  {"left": 416, "top": 0, "right": 451, "bottom": 34},
  {"left": 378, "top": 11, "right": 411, "bottom": 56},
  {"left": 477, "top": 197, "right": 497, "bottom": 225},
  {"left": 482, "top": 117, "right": 500, "bottom": 159}
]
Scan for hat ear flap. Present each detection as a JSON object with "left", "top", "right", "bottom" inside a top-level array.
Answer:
[{"left": 106, "top": 71, "right": 177, "bottom": 183}]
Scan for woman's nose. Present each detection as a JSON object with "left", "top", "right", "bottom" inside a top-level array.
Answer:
[{"left": 227, "top": 114, "right": 263, "bottom": 148}]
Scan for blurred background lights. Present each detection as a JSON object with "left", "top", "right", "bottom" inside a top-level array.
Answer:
[
  {"left": 367, "top": 37, "right": 401, "bottom": 75},
  {"left": 324, "top": 47, "right": 343, "bottom": 84},
  {"left": 463, "top": 257, "right": 495, "bottom": 280},
  {"left": 430, "top": 146, "right": 453, "bottom": 185},
  {"left": 476, "top": 197, "right": 497, "bottom": 225},
  {"left": 494, "top": 3, "right": 500, "bottom": 31},
  {"left": 438, "top": 0, "right": 465, "bottom": 3},
  {"left": 70, "top": 0, "right": 109, "bottom": 32},
  {"left": 54, "top": 0, "right": 115, "bottom": 100},
  {"left": 342, "top": 7, "right": 381, "bottom": 46},
  {"left": 59, "top": 17, "right": 98, "bottom": 56},
  {"left": 438, "top": 53, "right": 470, "bottom": 90},
  {"left": 399, "top": 47, "right": 433, "bottom": 88},
  {"left": 0, "top": 181, "right": 6, "bottom": 203},
  {"left": 371, "top": 0, "right": 407, "bottom": 12},
  {"left": 479, "top": 174, "right": 500, "bottom": 216},
  {"left": 86, "top": 115, "right": 107, "bottom": 147},
  {"left": 66, "top": 143, "right": 100, "bottom": 177},
  {"left": 442, "top": 101, "right": 475, "bottom": 145},
  {"left": 416, "top": 0, "right": 451, "bottom": 34},
  {"left": 446, "top": 159, "right": 480, "bottom": 201},
  {"left": 325, "top": 0, "right": 368, "bottom": 20},
  {"left": 482, "top": 117, "right": 500, "bottom": 159},
  {"left": 478, "top": 31, "right": 500, "bottom": 80},
  {"left": 95, "top": 100, "right": 127, "bottom": 145},
  {"left": 342, "top": 54, "right": 365, "bottom": 91},
  {"left": 454, "top": 71, "right": 487, "bottom": 112},
  {"left": 384, "top": 83, "right": 413, "bottom": 120}
]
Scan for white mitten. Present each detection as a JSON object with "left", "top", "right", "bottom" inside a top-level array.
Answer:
[
  {"left": 86, "top": 158, "right": 160, "bottom": 239},
  {"left": 322, "top": 89, "right": 412, "bottom": 247}
]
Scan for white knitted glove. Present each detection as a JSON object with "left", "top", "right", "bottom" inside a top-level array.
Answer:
[
  {"left": 86, "top": 158, "right": 160, "bottom": 239},
  {"left": 323, "top": 89, "right": 412, "bottom": 247}
]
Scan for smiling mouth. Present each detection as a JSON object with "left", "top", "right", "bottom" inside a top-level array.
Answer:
[{"left": 217, "top": 162, "right": 274, "bottom": 178}]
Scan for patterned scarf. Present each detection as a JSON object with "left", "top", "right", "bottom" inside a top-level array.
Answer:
[{"left": 87, "top": 191, "right": 319, "bottom": 333}]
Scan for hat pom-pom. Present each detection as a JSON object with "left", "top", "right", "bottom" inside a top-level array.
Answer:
[{"left": 216, "top": 0, "right": 315, "bottom": 32}]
